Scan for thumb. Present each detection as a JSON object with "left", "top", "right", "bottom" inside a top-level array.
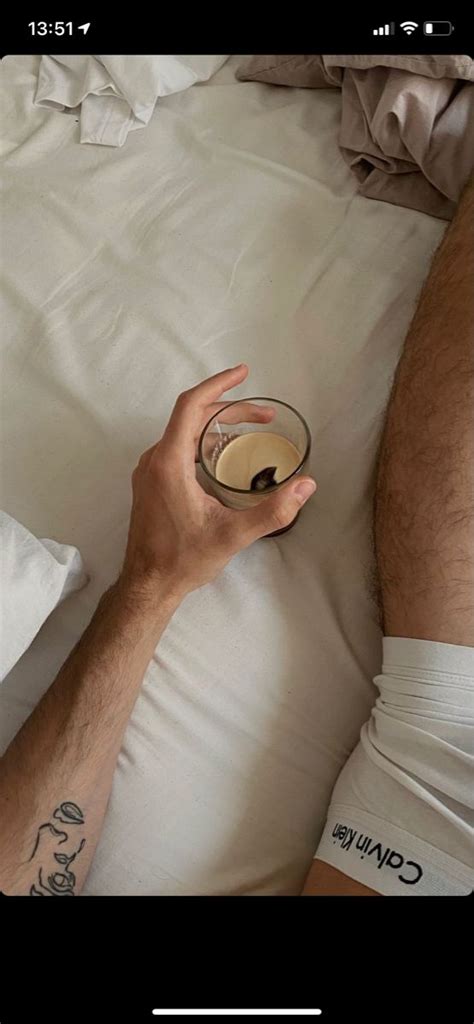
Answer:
[{"left": 238, "top": 476, "right": 317, "bottom": 545}]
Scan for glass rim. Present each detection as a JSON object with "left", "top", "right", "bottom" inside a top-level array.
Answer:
[{"left": 197, "top": 396, "right": 312, "bottom": 495}]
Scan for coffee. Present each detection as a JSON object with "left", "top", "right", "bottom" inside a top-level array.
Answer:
[{"left": 216, "top": 431, "right": 301, "bottom": 491}]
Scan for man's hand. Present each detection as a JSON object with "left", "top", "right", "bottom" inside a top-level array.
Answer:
[
  {"left": 0, "top": 363, "right": 316, "bottom": 896},
  {"left": 121, "top": 364, "right": 316, "bottom": 604}
]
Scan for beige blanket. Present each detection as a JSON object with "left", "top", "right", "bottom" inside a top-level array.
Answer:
[{"left": 237, "top": 55, "right": 474, "bottom": 219}]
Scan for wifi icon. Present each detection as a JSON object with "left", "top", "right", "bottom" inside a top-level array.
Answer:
[{"left": 400, "top": 20, "right": 419, "bottom": 34}]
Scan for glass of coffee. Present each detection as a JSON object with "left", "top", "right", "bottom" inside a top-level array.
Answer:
[{"left": 198, "top": 397, "right": 311, "bottom": 536}]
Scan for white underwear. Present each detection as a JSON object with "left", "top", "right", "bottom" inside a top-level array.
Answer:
[{"left": 314, "top": 637, "right": 474, "bottom": 895}]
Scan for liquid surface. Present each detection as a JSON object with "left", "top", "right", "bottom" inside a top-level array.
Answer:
[{"left": 215, "top": 431, "right": 302, "bottom": 490}]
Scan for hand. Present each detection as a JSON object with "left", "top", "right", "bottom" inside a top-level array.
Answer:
[{"left": 120, "top": 365, "right": 316, "bottom": 606}]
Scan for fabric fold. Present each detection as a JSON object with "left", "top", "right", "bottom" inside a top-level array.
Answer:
[
  {"left": 0, "top": 511, "right": 87, "bottom": 682},
  {"left": 35, "top": 55, "right": 229, "bottom": 147},
  {"left": 237, "top": 54, "right": 474, "bottom": 219}
]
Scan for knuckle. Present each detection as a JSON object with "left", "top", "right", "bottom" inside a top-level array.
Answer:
[
  {"left": 151, "top": 451, "right": 174, "bottom": 484},
  {"left": 176, "top": 390, "right": 192, "bottom": 409},
  {"left": 138, "top": 448, "right": 152, "bottom": 469},
  {"left": 268, "top": 505, "right": 291, "bottom": 532}
]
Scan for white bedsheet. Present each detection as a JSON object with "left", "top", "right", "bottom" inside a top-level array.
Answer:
[{"left": 0, "top": 55, "right": 444, "bottom": 894}]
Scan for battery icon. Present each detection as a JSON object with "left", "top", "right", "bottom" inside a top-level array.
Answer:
[{"left": 424, "top": 21, "right": 454, "bottom": 35}]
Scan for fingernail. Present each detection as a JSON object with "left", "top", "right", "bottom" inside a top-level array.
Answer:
[{"left": 294, "top": 480, "right": 317, "bottom": 503}]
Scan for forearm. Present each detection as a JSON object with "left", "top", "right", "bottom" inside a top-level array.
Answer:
[
  {"left": 375, "top": 178, "right": 474, "bottom": 644},
  {"left": 0, "top": 579, "right": 179, "bottom": 896},
  {"left": 0, "top": 365, "right": 314, "bottom": 897}
]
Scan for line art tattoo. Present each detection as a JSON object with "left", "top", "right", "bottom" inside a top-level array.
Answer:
[{"left": 27, "top": 801, "right": 86, "bottom": 896}]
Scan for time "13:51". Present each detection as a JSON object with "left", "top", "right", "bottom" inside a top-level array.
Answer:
[{"left": 28, "top": 21, "right": 90, "bottom": 35}]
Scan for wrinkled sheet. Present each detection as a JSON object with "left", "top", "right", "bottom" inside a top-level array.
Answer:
[
  {"left": 237, "top": 54, "right": 474, "bottom": 219},
  {"left": 34, "top": 55, "right": 229, "bottom": 147},
  {"left": 0, "top": 55, "right": 444, "bottom": 894}
]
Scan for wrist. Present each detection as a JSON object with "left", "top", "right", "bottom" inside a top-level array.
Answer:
[{"left": 114, "top": 571, "right": 186, "bottom": 623}]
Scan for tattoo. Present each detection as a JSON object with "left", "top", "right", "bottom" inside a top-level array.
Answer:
[{"left": 27, "top": 802, "right": 86, "bottom": 897}]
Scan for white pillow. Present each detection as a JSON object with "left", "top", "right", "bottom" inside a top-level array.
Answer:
[
  {"left": 0, "top": 511, "right": 87, "bottom": 682},
  {"left": 35, "top": 55, "right": 229, "bottom": 146}
]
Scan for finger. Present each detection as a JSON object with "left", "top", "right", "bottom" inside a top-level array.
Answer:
[
  {"left": 134, "top": 379, "right": 262, "bottom": 475},
  {"left": 163, "top": 364, "right": 249, "bottom": 452},
  {"left": 193, "top": 402, "right": 275, "bottom": 461},
  {"left": 233, "top": 477, "right": 317, "bottom": 547},
  {"left": 205, "top": 402, "right": 275, "bottom": 427}
]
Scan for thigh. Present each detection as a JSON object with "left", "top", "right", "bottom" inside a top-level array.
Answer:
[{"left": 375, "top": 183, "right": 474, "bottom": 647}]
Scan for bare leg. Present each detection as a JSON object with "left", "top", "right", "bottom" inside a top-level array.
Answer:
[
  {"left": 303, "top": 183, "right": 474, "bottom": 895},
  {"left": 375, "top": 180, "right": 474, "bottom": 646}
]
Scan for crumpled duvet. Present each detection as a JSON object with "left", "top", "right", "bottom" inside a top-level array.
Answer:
[
  {"left": 237, "top": 54, "right": 474, "bottom": 219},
  {"left": 338, "top": 63, "right": 474, "bottom": 220}
]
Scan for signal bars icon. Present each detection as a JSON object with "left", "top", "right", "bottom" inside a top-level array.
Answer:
[{"left": 373, "top": 22, "right": 395, "bottom": 35}]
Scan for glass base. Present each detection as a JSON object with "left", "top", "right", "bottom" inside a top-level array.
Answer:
[{"left": 264, "top": 510, "right": 301, "bottom": 537}]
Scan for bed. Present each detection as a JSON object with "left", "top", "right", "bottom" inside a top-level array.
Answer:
[{"left": 0, "top": 55, "right": 444, "bottom": 894}]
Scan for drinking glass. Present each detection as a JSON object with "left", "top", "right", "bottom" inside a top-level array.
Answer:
[{"left": 198, "top": 397, "right": 311, "bottom": 536}]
